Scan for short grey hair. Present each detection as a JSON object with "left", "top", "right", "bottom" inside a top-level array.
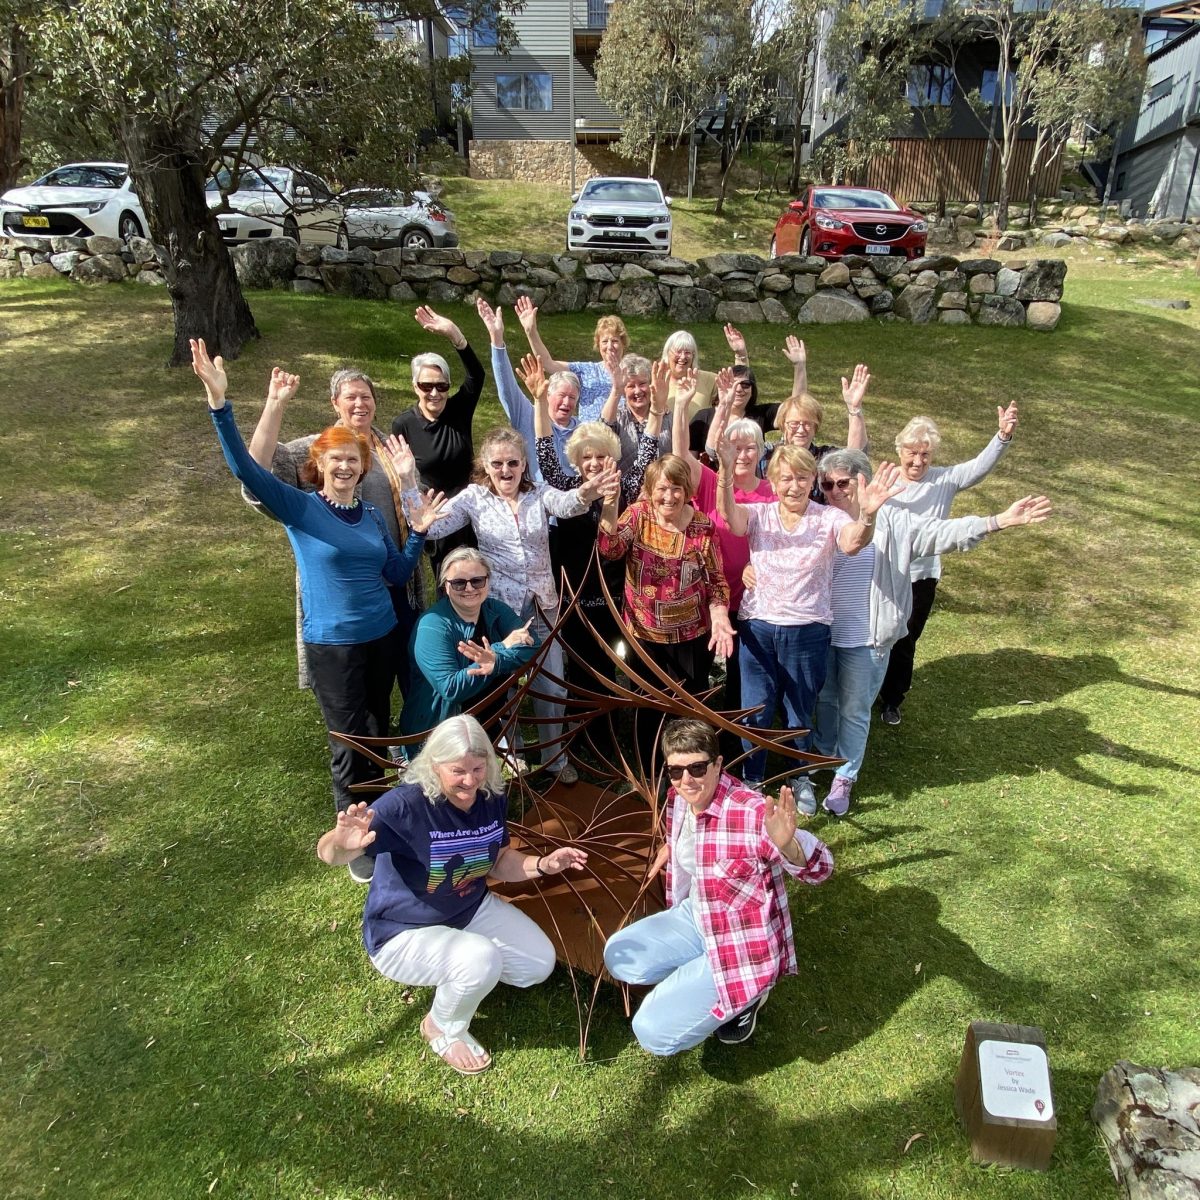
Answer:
[
  {"left": 819, "top": 447, "right": 873, "bottom": 483},
  {"left": 895, "top": 416, "right": 942, "bottom": 454},
  {"left": 329, "top": 367, "right": 378, "bottom": 404},
  {"left": 438, "top": 547, "right": 492, "bottom": 586},
  {"left": 621, "top": 353, "right": 652, "bottom": 381},
  {"left": 725, "top": 417, "right": 766, "bottom": 456},
  {"left": 411, "top": 352, "right": 451, "bottom": 387},
  {"left": 661, "top": 330, "right": 698, "bottom": 363},
  {"left": 405, "top": 714, "right": 505, "bottom": 802},
  {"left": 547, "top": 370, "right": 581, "bottom": 398}
]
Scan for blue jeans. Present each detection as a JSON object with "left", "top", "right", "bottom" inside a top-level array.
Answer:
[
  {"left": 604, "top": 899, "right": 747, "bottom": 1056},
  {"left": 813, "top": 644, "right": 891, "bottom": 781},
  {"left": 738, "top": 620, "right": 831, "bottom": 782}
]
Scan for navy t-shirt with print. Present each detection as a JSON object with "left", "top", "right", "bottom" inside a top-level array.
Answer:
[{"left": 362, "top": 782, "right": 509, "bottom": 955}]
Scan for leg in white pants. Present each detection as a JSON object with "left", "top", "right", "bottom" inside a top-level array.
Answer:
[
  {"left": 369, "top": 892, "right": 556, "bottom": 1039},
  {"left": 520, "top": 598, "right": 566, "bottom": 767}
]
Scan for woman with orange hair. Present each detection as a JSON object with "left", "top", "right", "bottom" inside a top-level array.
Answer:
[{"left": 192, "top": 340, "right": 446, "bottom": 877}]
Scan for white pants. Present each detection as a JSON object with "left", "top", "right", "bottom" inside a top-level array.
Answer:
[{"left": 369, "top": 892, "right": 556, "bottom": 1039}]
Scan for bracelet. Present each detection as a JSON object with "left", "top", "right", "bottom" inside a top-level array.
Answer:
[
  {"left": 858, "top": 511, "right": 874, "bottom": 527},
  {"left": 998, "top": 432, "right": 1013, "bottom": 443},
  {"left": 987, "top": 515, "right": 1000, "bottom": 533},
  {"left": 846, "top": 408, "right": 863, "bottom": 417},
  {"left": 534, "top": 856, "right": 548, "bottom": 877}
]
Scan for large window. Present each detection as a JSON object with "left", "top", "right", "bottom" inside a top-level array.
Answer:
[
  {"left": 496, "top": 72, "right": 552, "bottom": 111},
  {"left": 1148, "top": 75, "right": 1174, "bottom": 104},
  {"left": 908, "top": 64, "right": 954, "bottom": 106},
  {"left": 980, "top": 69, "right": 1015, "bottom": 107}
]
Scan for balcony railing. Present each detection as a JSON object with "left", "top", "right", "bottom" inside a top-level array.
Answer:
[{"left": 583, "top": 0, "right": 608, "bottom": 29}]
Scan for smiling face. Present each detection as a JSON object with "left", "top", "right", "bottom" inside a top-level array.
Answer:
[
  {"left": 651, "top": 478, "right": 687, "bottom": 525},
  {"left": 484, "top": 443, "right": 526, "bottom": 499},
  {"left": 319, "top": 443, "right": 365, "bottom": 497},
  {"left": 820, "top": 469, "right": 858, "bottom": 515},
  {"left": 331, "top": 380, "right": 376, "bottom": 433},
  {"left": 443, "top": 558, "right": 490, "bottom": 619},
  {"left": 782, "top": 413, "right": 817, "bottom": 449},
  {"left": 666, "top": 752, "right": 722, "bottom": 812},
  {"left": 669, "top": 347, "right": 695, "bottom": 378},
  {"left": 434, "top": 754, "right": 489, "bottom": 810},
  {"left": 899, "top": 441, "right": 933, "bottom": 483},
  {"left": 623, "top": 372, "right": 651, "bottom": 419},
  {"left": 775, "top": 465, "right": 814, "bottom": 514},
  {"left": 729, "top": 434, "right": 760, "bottom": 483},
  {"left": 548, "top": 381, "right": 579, "bottom": 426},
  {"left": 731, "top": 377, "right": 753, "bottom": 414},
  {"left": 577, "top": 447, "right": 613, "bottom": 480},
  {"left": 415, "top": 366, "right": 451, "bottom": 420},
  {"left": 598, "top": 331, "right": 626, "bottom": 361}
]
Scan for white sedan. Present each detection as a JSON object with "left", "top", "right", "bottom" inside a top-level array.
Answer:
[
  {"left": 342, "top": 189, "right": 459, "bottom": 250},
  {"left": 1, "top": 162, "right": 147, "bottom": 241},
  {"left": 206, "top": 166, "right": 347, "bottom": 247}
]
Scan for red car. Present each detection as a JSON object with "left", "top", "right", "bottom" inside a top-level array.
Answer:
[{"left": 770, "top": 186, "right": 928, "bottom": 261}]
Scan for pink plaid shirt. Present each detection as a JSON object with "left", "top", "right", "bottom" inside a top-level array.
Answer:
[{"left": 665, "top": 773, "right": 834, "bottom": 1019}]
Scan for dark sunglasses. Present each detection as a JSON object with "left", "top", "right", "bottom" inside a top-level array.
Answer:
[
  {"left": 820, "top": 477, "right": 854, "bottom": 492},
  {"left": 416, "top": 380, "right": 450, "bottom": 394},
  {"left": 666, "top": 758, "right": 713, "bottom": 782},
  {"left": 733, "top": 379, "right": 753, "bottom": 389},
  {"left": 488, "top": 459, "right": 522, "bottom": 471},
  {"left": 447, "top": 575, "right": 489, "bottom": 593}
]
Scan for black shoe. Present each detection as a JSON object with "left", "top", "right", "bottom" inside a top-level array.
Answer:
[
  {"left": 716, "top": 996, "right": 764, "bottom": 1045},
  {"left": 880, "top": 705, "right": 901, "bottom": 727}
]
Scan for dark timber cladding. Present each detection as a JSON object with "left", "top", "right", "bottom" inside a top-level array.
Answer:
[{"left": 859, "top": 138, "right": 1064, "bottom": 204}]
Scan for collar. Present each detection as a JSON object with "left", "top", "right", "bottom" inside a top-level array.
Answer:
[{"left": 672, "top": 771, "right": 737, "bottom": 823}]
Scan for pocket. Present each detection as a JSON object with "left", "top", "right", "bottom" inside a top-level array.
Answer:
[{"left": 712, "top": 856, "right": 767, "bottom": 912}]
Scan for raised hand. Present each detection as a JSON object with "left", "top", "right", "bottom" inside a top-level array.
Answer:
[
  {"left": 578, "top": 462, "right": 621, "bottom": 503},
  {"left": 408, "top": 488, "right": 448, "bottom": 533},
  {"left": 723, "top": 323, "right": 747, "bottom": 359},
  {"left": 189, "top": 337, "right": 228, "bottom": 408},
  {"left": 476, "top": 296, "right": 505, "bottom": 345},
  {"left": 764, "top": 786, "right": 799, "bottom": 848},
  {"left": 608, "top": 355, "right": 626, "bottom": 398},
  {"left": 383, "top": 433, "right": 417, "bottom": 480},
  {"left": 501, "top": 618, "right": 536, "bottom": 649},
  {"left": 714, "top": 365, "right": 736, "bottom": 407},
  {"left": 859, "top": 461, "right": 906, "bottom": 517},
  {"left": 333, "top": 802, "right": 377, "bottom": 853},
  {"left": 650, "top": 359, "right": 672, "bottom": 412},
  {"left": 673, "top": 366, "right": 698, "bottom": 412},
  {"left": 414, "top": 305, "right": 463, "bottom": 344},
  {"left": 601, "top": 337, "right": 623, "bottom": 373},
  {"left": 998, "top": 400, "right": 1019, "bottom": 437},
  {"left": 781, "top": 335, "right": 807, "bottom": 367},
  {"left": 996, "top": 495, "right": 1052, "bottom": 528},
  {"left": 539, "top": 845, "right": 589, "bottom": 874},
  {"left": 715, "top": 432, "right": 738, "bottom": 473},
  {"left": 514, "top": 294, "right": 539, "bottom": 335},
  {"left": 458, "top": 637, "right": 498, "bottom": 677},
  {"left": 841, "top": 364, "right": 870, "bottom": 410},
  {"left": 515, "top": 353, "right": 547, "bottom": 403}
]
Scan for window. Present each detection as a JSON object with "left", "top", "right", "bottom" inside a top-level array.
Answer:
[
  {"left": 1148, "top": 75, "right": 1174, "bottom": 104},
  {"left": 980, "top": 69, "right": 1015, "bottom": 107},
  {"left": 445, "top": 4, "right": 498, "bottom": 48},
  {"left": 1115, "top": 172, "right": 1126, "bottom": 192},
  {"left": 496, "top": 72, "right": 552, "bottom": 111},
  {"left": 908, "top": 64, "right": 954, "bottom": 106}
]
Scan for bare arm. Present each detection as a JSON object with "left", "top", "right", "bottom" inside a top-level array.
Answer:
[
  {"left": 316, "top": 803, "right": 376, "bottom": 866},
  {"left": 782, "top": 336, "right": 807, "bottom": 395},
  {"left": 489, "top": 844, "right": 589, "bottom": 883},
  {"left": 247, "top": 368, "right": 301, "bottom": 468},
  {"left": 668, "top": 362, "right": 702, "bottom": 492},
  {"left": 714, "top": 436, "right": 750, "bottom": 537},
  {"left": 841, "top": 364, "right": 869, "bottom": 452},
  {"left": 837, "top": 462, "right": 905, "bottom": 554},
  {"left": 723, "top": 323, "right": 749, "bottom": 369},
  {"left": 514, "top": 295, "right": 568, "bottom": 374}
]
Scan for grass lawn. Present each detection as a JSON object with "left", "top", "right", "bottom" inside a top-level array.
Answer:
[{"left": 2, "top": 254, "right": 1199, "bottom": 1200}]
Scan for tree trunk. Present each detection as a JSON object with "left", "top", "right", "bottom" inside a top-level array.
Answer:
[
  {"left": 0, "top": 21, "right": 27, "bottom": 193},
  {"left": 120, "top": 116, "right": 259, "bottom": 366}
]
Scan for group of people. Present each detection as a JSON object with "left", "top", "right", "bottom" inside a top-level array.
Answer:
[{"left": 194, "top": 297, "right": 1051, "bottom": 1069}]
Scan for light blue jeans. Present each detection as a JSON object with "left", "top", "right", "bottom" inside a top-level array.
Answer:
[
  {"left": 813, "top": 644, "right": 891, "bottom": 781},
  {"left": 519, "top": 597, "right": 566, "bottom": 767},
  {"left": 603, "top": 899, "right": 734, "bottom": 1056}
]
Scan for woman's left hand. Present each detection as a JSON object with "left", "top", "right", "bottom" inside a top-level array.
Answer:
[
  {"left": 415, "top": 304, "right": 463, "bottom": 346},
  {"left": 408, "top": 488, "right": 448, "bottom": 533},
  {"left": 459, "top": 638, "right": 498, "bottom": 676},
  {"left": 515, "top": 353, "right": 547, "bottom": 403},
  {"left": 859, "top": 461, "right": 906, "bottom": 518},
  {"left": 764, "top": 786, "right": 799, "bottom": 850},
  {"left": 841, "top": 364, "right": 870, "bottom": 410},
  {"left": 708, "top": 608, "right": 736, "bottom": 658},
  {"left": 190, "top": 337, "right": 228, "bottom": 408},
  {"left": 723, "top": 323, "right": 747, "bottom": 359},
  {"left": 715, "top": 432, "right": 738, "bottom": 474},
  {"left": 383, "top": 433, "right": 417, "bottom": 480},
  {"left": 476, "top": 296, "right": 504, "bottom": 344},
  {"left": 539, "top": 846, "right": 589, "bottom": 874},
  {"left": 579, "top": 463, "right": 621, "bottom": 503},
  {"left": 998, "top": 400, "right": 1019, "bottom": 437}
]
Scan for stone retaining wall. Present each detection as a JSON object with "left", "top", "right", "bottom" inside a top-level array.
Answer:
[{"left": 0, "top": 234, "right": 1068, "bottom": 330}]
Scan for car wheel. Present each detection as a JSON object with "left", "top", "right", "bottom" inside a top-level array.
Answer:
[
  {"left": 401, "top": 227, "right": 432, "bottom": 250},
  {"left": 283, "top": 217, "right": 300, "bottom": 243},
  {"left": 119, "top": 212, "right": 144, "bottom": 242},
  {"left": 800, "top": 228, "right": 811, "bottom": 256},
  {"left": 335, "top": 223, "right": 349, "bottom": 251},
  {"left": 769, "top": 236, "right": 777, "bottom": 258}
]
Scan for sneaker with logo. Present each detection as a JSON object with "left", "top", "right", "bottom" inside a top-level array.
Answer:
[
  {"left": 822, "top": 775, "right": 853, "bottom": 817},
  {"left": 716, "top": 994, "right": 766, "bottom": 1045}
]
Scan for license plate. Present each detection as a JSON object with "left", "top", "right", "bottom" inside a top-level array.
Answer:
[
  {"left": 605, "top": 230, "right": 636, "bottom": 239},
  {"left": 865, "top": 243, "right": 892, "bottom": 254},
  {"left": 22, "top": 215, "right": 50, "bottom": 228}
]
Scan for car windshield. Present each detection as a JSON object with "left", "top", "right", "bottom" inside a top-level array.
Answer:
[
  {"left": 580, "top": 180, "right": 662, "bottom": 205},
  {"left": 37, "top": 165, "right": 125, "bottom": 189},
  {"left": 813, "top": 189, "right": 900, "bottom": 211}
]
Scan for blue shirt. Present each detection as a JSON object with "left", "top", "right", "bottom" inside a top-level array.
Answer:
[
  {"left": 362, "top": 783, "right": 509, "bottom": 954},
  {"left": 570, "top": 360, "right": 613, "bottom": 422},
  {"left": 211, "top": 403, "right": 424, "bottom": 644},
  {"left": 492, "top": 345, "right": 576, "bottom": 481}
]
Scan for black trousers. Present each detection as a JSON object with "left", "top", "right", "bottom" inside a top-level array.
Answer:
[
  {"left": 878, "top": 577, "right": 939, "bottom": 710},
  {"left": 717, "top": 615, "right": 746, "bottom": 764},
  {"left": 632, "top": 635, "right": 716, "bottom": 776},
  {"left": 305, "top": 627, "right": 401, "bottom": 813}
]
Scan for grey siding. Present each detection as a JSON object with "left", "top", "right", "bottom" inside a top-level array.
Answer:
[
  {"left": 1114, "top": 128, "right": 1200, "bottom": 218},
  {"left": 472, "top": 54, "right": 572, "bottom": 138},
  {"left": 1125, "top": 27, "right": 1200, "bottom": 150},
  {"left": 475, "top": 0, "right": 575, "bottom": 55},
  {"left": 573, "top": 52, "right": 617, "bottom": 124}
]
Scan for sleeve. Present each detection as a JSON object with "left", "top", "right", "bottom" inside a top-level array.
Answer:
[
  {"left": 210, "top": 403, "right": 311, "bottom": 526},
  {"left": 700, "top": 527, "right": 730, "bottom": 609},
  {"left": 404, "top": 485, "right": 471, "bottom": 540},
  {"left": 240, "top": 437, "right": 305, "bottom": 520},
  {"left": 483, "top": 599, "right": 542, "bottom": 676},
  {"left": 622, "top": 432, "right": 660, "bottom": 504},
  {"left": 492, "top": 345, "right": 536, "bottom": 457},
  {"left": 598, "top": 501, "right": 639, "bottom": 560},
  {"left": 377, "top": 513, "right": 427, "bottom": 587},
  {"left": 905, "top": 512, "right": 990, "bottom": 558},
  {"left": 366, "top": 788, "right": 412, "bottom": 859},
  {"left": 448, "top": 343, "right": 486, "bottom": 429},
  {"left": 411, "top": 612, "right": 498, "bottom": 707},
  {"left": 539, "top": 481, "right": 590, "bottom": 519},
  {"left": 537, "top": 435, "right": 576, "bottom": 491},
  {"left": 944, "top": 433, "right": 1009, "bottom": 492},
  {"left": 764, "top": 827, "right": 834, "bottom": 884}
]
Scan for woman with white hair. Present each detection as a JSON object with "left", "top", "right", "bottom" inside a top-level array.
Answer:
[
  {"left": 317, "top": 714, "right": 589, "bottom": 1075},
  {"left": 876, "top": 402, "right": 1019, "bottom": 727}
]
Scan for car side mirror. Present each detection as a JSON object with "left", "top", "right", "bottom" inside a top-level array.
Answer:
[
  {"left": 664, "top": 197, "right": 672, "bottom": 206},
  {"left": 570, "top": 191, "right": 579, "bottom": 202},
  {"left": 294, "top": 186, "right": 312, "bottom": 204}
]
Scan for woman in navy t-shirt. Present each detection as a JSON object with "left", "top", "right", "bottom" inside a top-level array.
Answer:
[{"left": 317, "top": 714, "right": 588, "bottom": 1075}]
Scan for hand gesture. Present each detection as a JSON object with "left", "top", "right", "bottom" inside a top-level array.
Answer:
[
  {"left": 408, "top": 488, "right": 448, "bottom": 534},
  {"left": 190, "top": 337, "right": 228, "bottom": 409},
  {"left": 501, "top": 618, "right": 535, "bottom": 649},
  {"left": 514, "top": 294, "right": 539, "bottom": 335},
  {"left": 332, "top": 802, "right": 377, "bottom": 853},
  {"left": 383, "top": 433, "right": 417, "bottom": 480},
  {"left": 841, "top": 364, "right": 870, "bottom": 410},
  {"left": 267, "top": 366, "right": 300, "bottom": 406},
  {"left": 515, "top": 353, "right": 547, "bottom": 403},
  {"left": 996, "top": 495, "right": 1051, "bottom": 528},
  {"left": 650, "top": 359, "right": 672, "bottom": 412},
  {"left": 781, "top": 335, "right": 807, "bottom": 367},
  {"left": 415, "top": 305, "right": 462, "bottom": 345},
  {"left": 714, "top": 365, "right": 737, "bottom": 407},
  {"left": 715, "top": 432, "right": 738, "bottom": 474},
  {"left": 723, "top": 323, "right": 747, "bottom": 359},
  {"left": 764, "top": 786, "right": 799, "bottom": 849},
  {"left": 476, "top": 296, "right": 504, "bottom": 344},
  {"left": 608, "top": 355, "right": 626, "bottom": 398},
  {"left": 600, "top": 337, "right": 623, "bottom": 373},
  {"left": 579, "top": 462, "right": 621, "bottom": 504},
  {"left": 458, "top": 637, "right": 497, "bottom": 677},
  {"left": 998, "top": 401, "right": 1019, "bottom": 437},
  {"left": 539, "top": 845, "right": 589, "bottom": 874},
  {"left": 708, "top": 608, "right": 736, "bottom": 659},
  {"left": 673, "top": 367, "right": 698, "bottom": 412},
  {"left": 859, "top": 461, "right": 906, "bottom": 518}
]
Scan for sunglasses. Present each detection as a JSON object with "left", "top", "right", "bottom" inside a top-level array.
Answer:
[
  {"left": 416, "top": 380, "right": 450, "bottom": 394},
  {"left": 820, "top": 477, "right": 854, "bottom": 492},
  {"left": 488, "top": 459, "right": 523, "bottom": 471},
  {"left": 733, "top": 379, "right": 753, "bottom": 389},
  {"left": 447, "top": 575, "right": 489, "bottom": 593},
  {"left": 666, "top": 758, "right": 713, "bottom": 782}
]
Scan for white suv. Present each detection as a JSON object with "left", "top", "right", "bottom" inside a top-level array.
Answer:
[{"left": 567, "top": 177, "right": 672, "bottom": 255}]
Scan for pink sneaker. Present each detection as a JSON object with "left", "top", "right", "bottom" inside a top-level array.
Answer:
[{"left": 822, "top": 775, "right": 853, "bottom": 817}]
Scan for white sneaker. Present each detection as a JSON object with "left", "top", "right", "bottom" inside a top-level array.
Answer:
[
  {"left": 545, "top": 759, "right": 579, "bottom": 785},
  {"left": 791, "top": 777, "right": 817, "bottom": 815}
]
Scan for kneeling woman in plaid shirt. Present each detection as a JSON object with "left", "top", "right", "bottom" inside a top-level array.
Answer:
[{"left": 603, "top": 719, "right": 833, "bottom": 1054}]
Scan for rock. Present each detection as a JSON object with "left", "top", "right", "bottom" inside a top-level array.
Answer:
[
  {"left": 541, "top": 277, "right": 588, "bottom": 315},
  {"left": 1040, "top": 232, "right": 1073, "bottom": 248},
  {"left": 914, "top": 269, "right": 940, "bottom": 289},
  {"left": 127, "top": 236, "right": 158, "bottom": 264},
  {"left": 231, "top": 238, "right": 297, "bottom": 289},
  {"left": 760, "top": 298, "right": 791, "bottom": 324},
  {"left": 24, "top": 261, "right": 60, "bottom": 280},
  {"left": 1125, "top": 224, "right": 1156, "bottom": 243},
  {"left": 49, "top": 252, "right": 83, "bottom": 274},
  {"left": 528, "top": 268, "right": 560, "bottom": 287},
  {"left": 1065, "top": 204, "right": 1090, "bottom": 219},
  {"left": 1094, "top": 224, "right": 1130, "bottom": 244},
  {"left": 426, "top": 280, "right": 465, "bottom": 304},
  {"left": 893, "top": 284, "right": 937, "bottom": 324},
  {"left": 968, "top": 273, "right": 996, "bottom": 295},
  {"left": 1025, "top": 301, "right": 1061, "bottom": 331},
  {"left": 956, "top": 228, "right": 978, "bottom": 249},
  {"left": 583, "top": 263, "right": 615, "bottom": 283},
  {"left": 721, "top": 278, "right": 758, "bottom": 302},
  {"left": 976, "top": 294, "right": 1026, "bottom": 327},
  {"left": 996, "top": 234, "right": 1025, "bottom": 251},
  {"left": 697, "top": 252, "right": 766, "bottom": 275},
  {"left": 961, "top": 203, "right": 981, "bottom": 219},
  {"left": 446, "top": 266, "right": 481, "bottom": 285},
  {"left": 939, "top": 309, "right": 972, "bottom": 325},
  {"left": 715, "top": 300, "right": 766, "bottom": 324},
  {"left": 869, "top": 290, "right": 893, "bottom": 315},
  {"left": 995, "top": 267, "right": 1021, "bottom": 297},
  {"left": 496, "top": 283, "right": 547, "bottom": 307},
  {"left": 388, "top": 281, "right": 418, "bottom": 302},
  {"left": 1016, "top": 259, "right": 1067, "bottom": 302},
  {"left": 319, "top": 246, "right": 350, "bottom": 264},
  {"left": 853, "top": 281, "right": 884, "bottom": 300},
  {"left": 85, "top": 235, "right": 122, "bottom": 255},
  {"left": 1135, "top": 298, "right": 1191, "bottom": 310},
  {"left": 616, "top": 277, "right": 665, "bottom": 317},
  {"left": 500, "top": 265, "right": 529, "bottom": 283},
  {"left": 71, "top": 253, "right": 127, "bottom": 283},
  {"left": 292, "top": 279, "right": 324, "bottom": 295},
  {"left": 907, "top": 254, "right": 959, "bottom": 273},
  {"left": 761, "top": 272, "right": 793, "bottom": 294},
  {"left": 658, "top": 273, "right": 694, "bottom": 288},
  {"left": 488, "top": 250, "right": 523, "bottom": 267},
  {"left": 818, "top": 261, "right": 851, "bottom": 288},
  {"left": 937, "top": 291, "right": 968, "bottom": 310},
  {"left": 415, "top": 248, "right": 463, "bottom": 266},
  {"left": 792, "top": 274, "right": 816, "bottom": 297},
  {"left": 668, "top": 286, "right": 718, "bottom": 324},
  {"left": 871, "top": 256, "right": 910, "bottom": 279},
  {"left": 50, "top": 235, "right": 88, "bottom": 253},
  {"left": 959, "top": 258, "right": 1001, "bottom": 275},
  {"left": 797, "top": 290, "right": 869, "bottom": 324},
  {"left": 645, "top": 257, "right": 694, "bottom": 275},
  {"left": 1078, "top": 212, "right": 1102, "bottom": 230},
  {"left": 0, "top": 257, "right": 19, "bottom": 279},
  {"left": 294, "top": 264, "right": 321, "bottom": 280},
  {"left": 552, "top": 254, "right": 581, "bottom": 277},
  {"left": 320, "top": 264, "right": 386, "bottom": 300},
  {"left": 400, "top": 264, "right": 446, "bottom": 282},
  {"left": 136, "top": 269, "right": 166, "bottom": 286},
  {"left": 343, "top": 246, "right": 374, "bottom": 265}
]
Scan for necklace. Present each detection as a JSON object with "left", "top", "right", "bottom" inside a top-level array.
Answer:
[{"left": 321, "top": 492, "right": 360, "bottom": 511}]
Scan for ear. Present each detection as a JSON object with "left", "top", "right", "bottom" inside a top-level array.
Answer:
[{"left": 714, "top": 755, "right": 723, "bottom": 775}]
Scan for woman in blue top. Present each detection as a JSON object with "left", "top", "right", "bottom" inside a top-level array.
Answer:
[
  {"left": 317, "top": 714, "right": 588, "bottom": 1076},
  {"left": 193, "top": 339, "right": 445, "bottom": 873}
]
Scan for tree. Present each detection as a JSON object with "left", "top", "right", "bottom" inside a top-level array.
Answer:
[
  {"left": 32, "top": 0, "right": 518, "bottom": 366},
  {"left": 771, "top": 0, "right": 823, "bottom": 195},
  {"left": 0, "top": 0, "right": 34, "bottom": 191}
]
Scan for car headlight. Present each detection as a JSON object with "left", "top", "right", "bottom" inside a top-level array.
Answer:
[
  {"left": 244, "top": 201, "right": 268, "bottom": 216},
  {"left": 653, "top": 210, "right": 669, "bottom": 223},
  {"left": 910, "top": 220, "right": 927, "bottom": 233},
  {"left": 569, "top": 210, "right": 584, "bottom": 222},
  {"left": 77, "top": 200, "right": 109, "bottom": 214},
  {"left": 815, "top": 213, "right": 846, "bottom": 231}
]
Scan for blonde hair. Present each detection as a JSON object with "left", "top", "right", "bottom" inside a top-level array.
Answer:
[
  {"left": 775, "top": 393, "right": 824, "bottom": 434},
  {"left": 405, "top": 715, "right": 505, "bottom": 802},
  {"left": 593, "top": 315, "right": 629, "bottom": 351},
  {"left": 767, "top": 444, "right": 818, "bottom": 486},
  {"left": 566, "top": 421, "right": 620, "bottom": 467},
  {"left": 895, "top": 416, "right": 942, "bottom": 454}
]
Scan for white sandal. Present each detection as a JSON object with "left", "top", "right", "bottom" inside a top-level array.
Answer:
[{"left": 421, "top": 1017, "right": 492, "bottom": 1075}]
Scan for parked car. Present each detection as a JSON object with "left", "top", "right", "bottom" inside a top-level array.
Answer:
[
  {"left": 567, "top": 177, "right": 672, "bottom": 255},
  {"left": 770, "top": 186, "right": 927, "bottom": 261},
  {"left": 206, "top": 166, "right": 347, "bottom": 247},
  {"left": 342, "top": 189, "right": 458, "bottom": 250},
  {"left": 0, "top": 162, "right": 146, "bottom": 242}
]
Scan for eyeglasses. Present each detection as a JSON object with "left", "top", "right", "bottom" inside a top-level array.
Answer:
[
  {"left": 446, "top": 575, "right": 489, "bottom": 593},
  {"left": 784, "top": 420, "right": 815, "bottom": 432},
  {"left": 820, "top": 477, "right": 854, "bottom": 492},
  {"left": 733, "top": 379, "right": 753, "bottom": 390},
  {"left": 488, "top": 459, "right": 522, "bottom": 471},
  {"left": 666, "top": 758, "right": 713, "bottom": 782},
  {"left": 416, "top": 380, "right": 450, "bottom": 395}
]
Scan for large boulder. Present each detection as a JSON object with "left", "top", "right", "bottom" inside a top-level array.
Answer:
[
  {"left": 715, "top": 300, "right": 766, "bottom": 324},
  {"left": 127, "top": 236, "right": 159, "bottom": 265},
  {"left": 938, "top": 309, "right": 971, "bottom": 325},
  {"left": 995, "top": 267, "right": 1021, "bottom": 297},
  {"left": 1039, "top": 232, "right": 1073, "bottom": 248},
  {"left": 817, "top": 261, "right": 851, "bottom": 288},
  {"left": 871, "top": 256, "right": 910, "bottom": 279},
  {"left": 616, "top": 277, "right": 665, "bottom": 317},
  {"left": 583, "top": 263, "right": 615, "bottom": 283},
  {"left": 959, "top": 258, "right": 1001, "bottom": 275},
  {"left": 320, "top": 264, "right": 386, "bottom": 300},
  {"left": 975, "top": 294, "right": 1026, "bottom": 327},
  {"left": 231, "top": 238, "right": 297, "bottom": 289},
  {"left": 1025, "top": 301, "right": 1061, "bottom": 332},
  {"left": 668, "top": 286, "right": 718, "bottom": 324},
  {"left": 426, "top": 280, "right": 466, "bottom": 304},
  {"left": 85, "top": 235, "right": 122, "bottom": 255},
  {"left": 419, "top": 248, "right": 465, "bottom": 266},
  {"left": 24, "top": 261, "right": 60, "bottom": 280},
  {"left": 907, "top": 254, "right": 960, "bottom": 273},
  {"left": 50, "top": 235, "right": 88, "bottom": 253},
  {"left": 49, "top": 251, "right": 83, "bottom": 274},
  {"left": 893, "top": 284, "right": 937, "bottom": 324},
  {"left": 71, "top": 253, "right": 127, "bottom": 283},
  {"left": 697, "top": 252, "right": 766, "bottom": 275},
  {"left": 1016, "top": 259, "right": 1067, "bottom": 302},
  {"left": 797, "top": 290, "right": 869, "bottom": 324},
  {"left": 721, "top": 278, "right": 758, "bottom": 302},
  {"left": 541, "top": 277, "right": 588, "bottom": 315},
  {"left": 760, "top": 297, "right": 791, "bottom": 324},
  {"left": 1094, "top": 224, "right": 1130, "bottom": 244}
]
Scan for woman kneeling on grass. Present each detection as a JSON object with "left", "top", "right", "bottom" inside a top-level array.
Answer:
[
  {"left": 603, "top": 719, "right": 832, "bottom": 1055},
  {"left": 318, "top": 714, "right": 588, "bottom": 1075}
]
